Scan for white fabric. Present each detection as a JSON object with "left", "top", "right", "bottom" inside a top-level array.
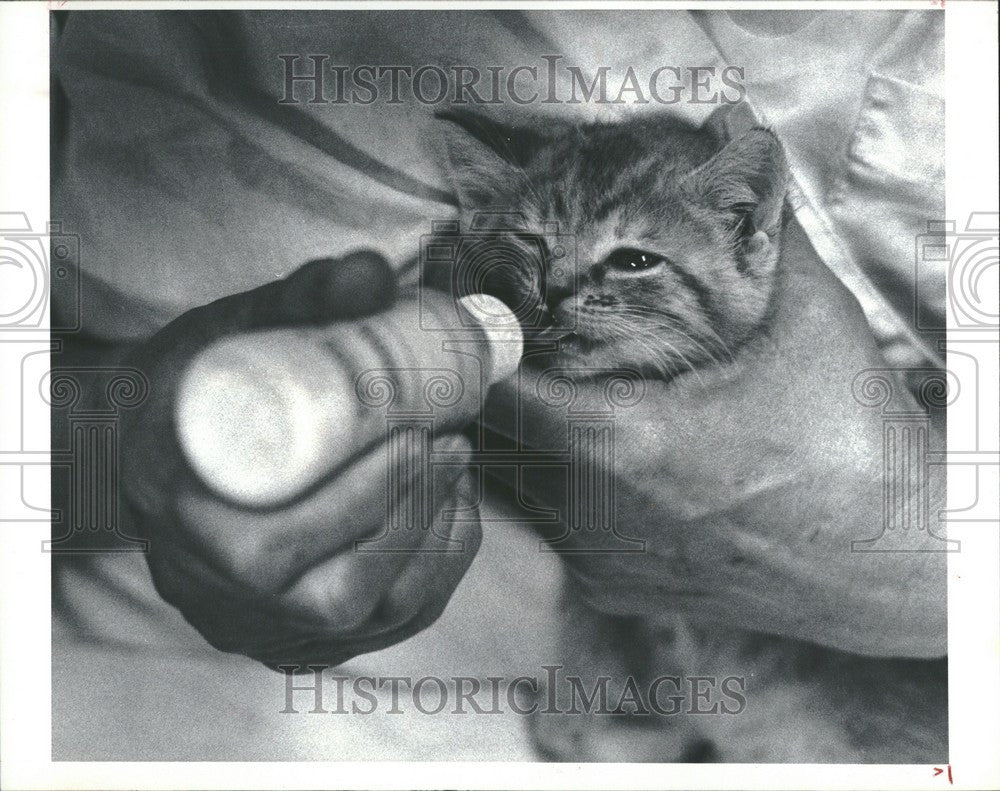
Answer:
[{"left": 51, "top": 9, "right": 945, "bottom": 759}]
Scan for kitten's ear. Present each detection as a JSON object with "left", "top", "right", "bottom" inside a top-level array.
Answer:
[
  {"left": 435, "top": 108, "right": 543, "bottom": 207},
  {"left": 681, "top": 128, "right": 788, "bottom": 237}
]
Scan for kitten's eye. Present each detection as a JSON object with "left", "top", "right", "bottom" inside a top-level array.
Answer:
[{"left": 604, "top": 248, "right": 666, "bottom": 273}]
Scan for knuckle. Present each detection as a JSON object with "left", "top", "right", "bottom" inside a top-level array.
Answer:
[
  {"left": 328, "top": 601, "right": 375, "bottom": 634},
  {"left": 174, "top": 493, "right": 292, "bottom": 595},
  {"left": 289, "top": 558, "right": 382, "bottom": 633},
  {"left": 208, "top": 530, "right": 285, "bottom": 595}
]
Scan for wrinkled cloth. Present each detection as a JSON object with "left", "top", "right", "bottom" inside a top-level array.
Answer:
[
  {"left": 51, "top": 9, "right": 944, "bottom": 759},
  {"left": 54, "top": 10, "right": 944, "bottom": 360}
]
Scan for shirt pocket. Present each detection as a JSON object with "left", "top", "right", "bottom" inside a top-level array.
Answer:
[
  {"left": 829, "top": 71, "right": 944, "bottom": 210},
  {"left": 826, "top": 71, "right": 946, "bottom": 367}
]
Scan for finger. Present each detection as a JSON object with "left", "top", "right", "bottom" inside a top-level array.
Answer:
[
  {"left": 152, "top": 250, "right": 397, "bottom": 349},
  {"left": 137, "top": 509, "right": 337, "bottom": 655},
  {"left": 379, "top": 466, "right": 483, "bottom": 626},
  {"left": 148, "top": 523, "right": 475, "bottom": 668},
  {"left": 139, "top": 498, "right": 405, "bottom": 662},
  {"left": 139, "top": 450, "right": 480, "bottom": 663},
  {"left": 276, "top": 441, "right": 478, "bottom": 630},
  {"left": 255, "top": 250, "right": 398, "bottom": 326},
  {"left": 172, "top": 433, "right": 473, "bottom": 595}
]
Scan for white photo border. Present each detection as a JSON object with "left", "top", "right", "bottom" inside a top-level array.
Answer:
[{"left": 1, "top": 1, "right": 997, "bottom": 789}]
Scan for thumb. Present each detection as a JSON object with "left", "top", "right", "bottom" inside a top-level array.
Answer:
[{"left": 254, "top": 250, "right": 399, "bottom": 327}]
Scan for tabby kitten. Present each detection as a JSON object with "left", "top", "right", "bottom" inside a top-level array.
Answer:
[
  {"left": 435, "top": 109, "right": 792, "bottom": 763},
  {"left": 436, "top": 108, "right": 788, "bottom": 379},
  {"left": 434, "top": 109, "right": 946, "bottom": 763}
]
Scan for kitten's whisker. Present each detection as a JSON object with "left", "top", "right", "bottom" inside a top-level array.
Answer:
[
  {"left": 614, "top": 307, "right": 733, "bottom": 367},
  {"left": 591, "top": 308, "right": 719, "bottom": 372},
  {"left": 604, "top": 319, "right": 704, "bottom": 384},
  {"left": 515, "top": 172, "right": 546, "bottom": 214},
  {"left": 631, "top": 325, "right": 724, "bottom": 376},
  {"left": 617, "top": 304, "right": 735, "bottom": 362},
  {"left": 603, "top": 323, "right": 672, "bottom": 378}
]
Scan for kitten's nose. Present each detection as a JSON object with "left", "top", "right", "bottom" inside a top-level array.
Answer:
[{"left": 543, "top": 265, "right": 574, "bottom": 314}]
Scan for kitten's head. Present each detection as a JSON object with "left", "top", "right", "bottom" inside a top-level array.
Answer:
[{"left": 436, "top": 109, "right": 788, "bottom": 378}]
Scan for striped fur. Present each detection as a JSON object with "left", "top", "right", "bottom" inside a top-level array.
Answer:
[
  {"left": 438, "top": 110, "right": 788, "bottom": 379},
  {"left": 437, "top": 112, "right": 946, "bottom": 763}
]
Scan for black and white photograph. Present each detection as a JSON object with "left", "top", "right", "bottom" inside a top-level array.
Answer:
[{"left": 0, "top": 2, "right": 998, "bottom": 789}]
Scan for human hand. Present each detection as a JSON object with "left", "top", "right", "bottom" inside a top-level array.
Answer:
[
  {"left": 120, "top": 253, "right": 482, "bottom": 667},
  {"left": 485, "top": 218, "right": 947, "bottom": 658}
]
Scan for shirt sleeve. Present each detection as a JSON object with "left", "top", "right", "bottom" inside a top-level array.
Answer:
[
  {"left": 52, "top": 12, "right": 457, "bottom": 340},
  {"left": 53, "top": 8, "right": 946, "bottom": 368}
]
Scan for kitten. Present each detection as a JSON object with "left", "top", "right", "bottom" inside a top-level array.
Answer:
[
  {"left": 435, "top": 108, "right": 787, "bottom": 380},
  {"left": 434, "top": 109, "right": 947, "bottom": 763}
]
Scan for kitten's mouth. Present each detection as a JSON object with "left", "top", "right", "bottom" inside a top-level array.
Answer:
[
  {"left": 529, "top": 324, "right": 573, "bottom": 342},
  {"left": 522, "top": 304, "right": 615, "bottom": 362},
  {"left": 525, "top": 326, "right": 602, "bottom": 358}
]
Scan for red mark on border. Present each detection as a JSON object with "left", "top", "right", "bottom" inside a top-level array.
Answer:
[{"left": 932, "top": 765, "right": 953, "bottom": 783}]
